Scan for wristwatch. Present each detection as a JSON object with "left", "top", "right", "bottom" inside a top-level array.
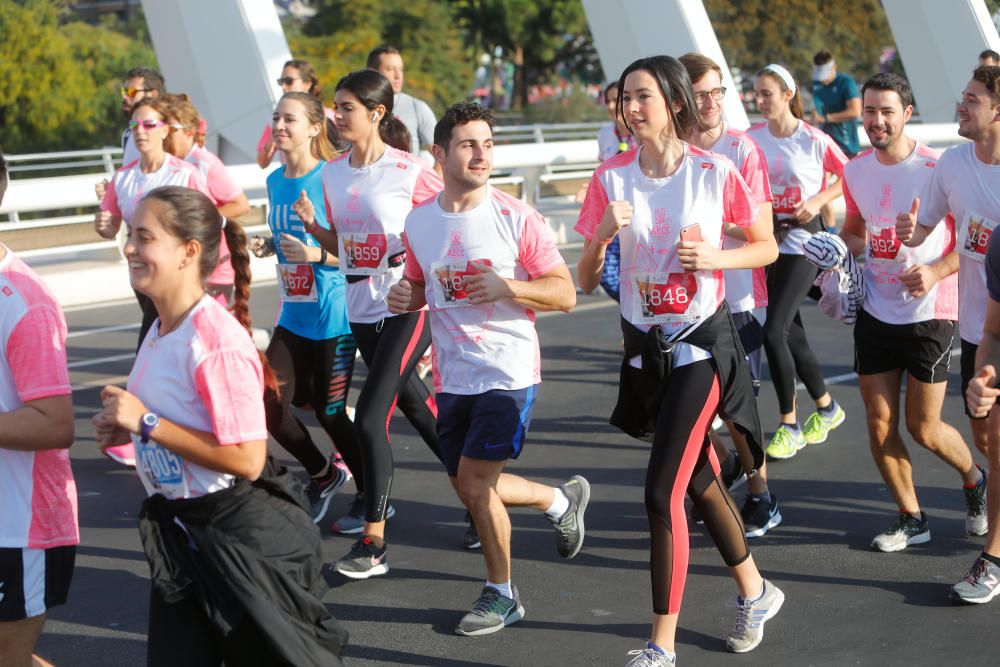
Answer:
[{"left": 140, "top": 412, "right": 160, "bottom": 443}]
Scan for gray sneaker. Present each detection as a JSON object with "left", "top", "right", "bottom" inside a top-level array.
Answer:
[
  {"left": 548, "top": 475, "right": 590, "bottom": 559},
  {"left": 870, "top": 512, "right": 930, "bottom": 552},
  {"left": 952, "top": 557, "right": 1000, "bottom": 604},
  {"left": 964, "top": 466, "right": 988, "bottom": 536},
  {"left": 726, "top": 579, "right": 785, "bottom": 653},
  {"left": 625, "top": 647, "right": 676, "bottom": 666},
  {"left": 454, "top": 586, "right": 524, "bottom": 636},
  {"left": 330, "top": 493, "right": 395, "bottom": 534}
]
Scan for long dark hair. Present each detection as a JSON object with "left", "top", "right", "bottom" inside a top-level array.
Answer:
[
  {"left": 335, "top": 69, "right": 412, "bottom": 153},
  {"left": 616, "top": 56, "right": 705, "bottom": 139}
]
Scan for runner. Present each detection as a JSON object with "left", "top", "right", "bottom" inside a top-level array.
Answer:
[
  {"left": 896, "top": 65, "right": 1000, "bottom": 601},
  {"left": 385, "top": 100, "right": 587, "bottom": 636},
  {"left": 118, "top": 67, "right": 166, "bottom": 167},
  {"left": 293, "top": 69, "right": 445, "bottom": 575},
  {"left": 367, "top": 45, "right": 437, "bottom": 161},
  {"left": 747, "top": 64, "right": 848, "bottom": 460},
  {"left": 252, "top": 91, "right": 359, "bottom": 524},
  {"left": 0, "top": 151, "right": 78, "bottom": 667},
  {"left": 91, "top": 186, "right": 348, "bottom": 665},
  {"left": 576, "top": 56, "right": 782, "bottom": 665},
  {"left": 840, "top": 73, "right": 983, "bottom": 552},
  {"left": 95, "top": 97, "right": 211, "bottom": 467},
  {"left": 681, "top": 53, "right": 779, "bottom": 538},
  {"left": 256, "top": 59, "right": 337, "bottom": 168}
]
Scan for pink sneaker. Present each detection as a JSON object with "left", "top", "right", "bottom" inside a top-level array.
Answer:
[
  {"left": 103, "top": 443, "right": 136, "bottom": 467},
  {"left": 332, "top": 455, "right": 353, "bottom": 483}
]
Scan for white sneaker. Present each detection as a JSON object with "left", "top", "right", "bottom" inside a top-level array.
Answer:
[{"left": 726, "top": 579, "right": 784, "bottom": 653}]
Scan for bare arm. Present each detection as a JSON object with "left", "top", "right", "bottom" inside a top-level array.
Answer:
[
  {"left": 839, "top": 211, "right": 867, "bottom": 257},
  {"left": 217, "top": 193, "right": 250, "bottom": 221},
  {"left": 577, "top": 200, "right": 633, "bottom": 293},
  {"left": 0, "top": 395, "right": 74, "bottom": 451},
  {"left": 678, "top": 216, "right": 777, "bottom": 271},
  {"left": 825, "top": 97, "right": 861, "bottom": 123},
  {"left": 463, "top": 261, "right": 576, "bottom": 313},
  {"left": 386, "top": 278, "right": 428, "bottom": 314},
  {"left": 725, "top": 202, "right": 773, "bottom": 242}
]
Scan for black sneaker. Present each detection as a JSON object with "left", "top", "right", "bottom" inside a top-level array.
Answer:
[
  {"left": 333, "top": 537, "right": 389, "bottom": 580},
  {"left": 965, "top": 465, "right": 988, "bottom": 536},
  {"left": 721, "top": 452, "right": 748, "bottom": 493},
  {"left": 547, "top": 475, "right": 590, "bottom": 559},
  {"left": 305, "top": 458, "right": 350, "bottom": 524},
  {"left": 463, "top": 510, "right": 481, "bottom": 550},
  {"left": 871, "top": 512, "right": 930, "bottom": 552},
  {"left": 741, "top": 494, "right": 782, "bottom": 538},
  {"left": 454, "top": 586, "right": 524, "bottom": 636}
]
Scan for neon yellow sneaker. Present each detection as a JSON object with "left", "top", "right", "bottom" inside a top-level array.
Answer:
[
  {"left": 765, "top": 425, "right": 805, "bottom": 460},
  {"left": 802, "top": 404, "right": 846, "bottom": 445}
]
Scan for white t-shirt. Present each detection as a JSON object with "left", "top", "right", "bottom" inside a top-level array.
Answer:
[
  {"left": 919, "top": 141, "right": 1000, "bottom": 344},
  {"left": 597, "top": 123, "right": 637, "bottom": 162},
  {"left": 575, "top": 145, "right": 758, "bottom": 367},
  {"left": 127, "top": 296, "right": 267, "bottom": 500},
  {"left": 403, "top": 186, "right": 566, "bottom": 394},
  {"left": 746, "top": 120, "right": 848, "bottom": 255},
  {"left": 0, "top": 247, "right": 78, "bottom": 549},
  {"left": 843, "top": 142, "right": 958, "bottom": 325},
  {"left": 322, "top": 147, "right": 442, "bottom": 323},
  {"left": 102, "top": 154, "right": 210, "bottom": 223},
  {"left": 184, "top": 145, "right": 244, "bottom": 286},
  {"left": 708, "top": 125, "right": 773, "bottom": 313}
]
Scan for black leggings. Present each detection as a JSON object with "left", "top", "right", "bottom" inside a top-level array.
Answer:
[
  {"left": 351, "top": 312, "right": 442, "bottom": 523},
  {"left": 763, "top": 253, "right": 828, "bottom": 415},
  {"left": 264, "top": 327, "right": 362, "bottom": 481},
  {"left": 644, "top": 359, "right": 750, "bottom": 615}
]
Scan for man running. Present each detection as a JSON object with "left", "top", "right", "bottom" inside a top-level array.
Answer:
[
  {"left": 367, "top": 45, "right": 437, "bottom": 160},
  {"left": 897, "top": 66, "right": 1000, "bottom": 598},
  {"left": 843, "top": 73, "right": 983, "bottom": 552},
  {"left": 812, "top": 51, "right": 861, "bottom": 232},
  {"left": 387, "top": 102, "right": 588, "bottom": 636}
]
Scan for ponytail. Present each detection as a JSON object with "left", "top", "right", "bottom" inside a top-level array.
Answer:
[
  {"left": 280, "top": 92, "right": 339, "bottom": 161},
  {"left": 379, "top": 115, "right": 412, "bottom": 153}
]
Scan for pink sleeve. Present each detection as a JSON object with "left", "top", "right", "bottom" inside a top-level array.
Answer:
[
  {"left": 822, "top": 137, "right": 848, "bottom": 177},
  {"left": 412, "top": 169, "right": 443, "bottom": 206},
  {"left": 8, "top": 306, "right": 70, "bottom": 402},
  {"left": 842, "top": 174, "right": 860, "bottom": 216},
  {"left": 257, "top": 125, "right": 272, "bottom": 156},
  {"left": 519, "top": 211, "right": 565, "bottom": 277},
  {"left": 187, "top": 171, "right": 211, "bottom": 198},
  {"left": 740, "top": 145, "right": 772, "bottom": 203},
  {"left": 194, "top": 348, "right": 267, "bottom": 446},
  {"left": 402, "top": 232, "right": 425, "bottom": 283},
  {"left": 101, "top": 176, "right": 121, "bottom": 218},
  {"left": 206, "top": 161, "right": 243, "bottom": 205},
  {"left": 574, "top": 171, "right": 610, "bottom": 240},
  {"left": 723, "top": 167, "right": 758, "bottom": 228}
]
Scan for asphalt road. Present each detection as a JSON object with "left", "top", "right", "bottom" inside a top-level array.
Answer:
[{"left": 34, "top": 244, "right": 1000, "bottom": 666}]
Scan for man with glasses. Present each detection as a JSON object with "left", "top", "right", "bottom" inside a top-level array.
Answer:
[{"left": 118, "top": 67, "right": 166, "bottom": 166}]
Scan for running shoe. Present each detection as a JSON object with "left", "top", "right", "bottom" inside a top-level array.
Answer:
[
  {"left": 417, "top": 349, "right": 433, "bottom": 380},
  {"left": 330, "top": 493, "right": 395, "bottom": 534},
  {"left": 454, "top": 586, "right": 524, "bottom": 636},
  {"left": 765, "top": 425, "right": 805, "bottom": 460},
  {"left": 625, "top": 646, "right": 676, "bottom": 666},
  {"left": 801, "top": 404, "right": 845, "bottom": 445},
  {"left": 870, "top": 512, "right": 930, "bottom": 552},
  {"left": 547, "top": 475, "right": 590, "bottom": 559},
  {"left": 306, "top": 457, "right": 351, "bottom": 524},
  {"left": 102, "top": 443, "right": 136, "bottom": 467},
  {"left": 952, "top": 557, "right": 1000, "bottom": 604},
  {"left": 463, "top": 510, "right": 481, "bottom": 550},
  {"left": 725, "top": 579, "right": 785, "bottom": 653},
  {"left": 333, "top": 537, "right": 389, "bottom": 580},
  {"left": 741, "top": 494, "right": 782, "bottom": 538},
  {"left": 964, "top": 465, "right": 988, "bottom": 536},
  {"left": 332, "top": 453, "right": 352, "bottom": 478},
  {"left": 721, "top": 452, "right": 747, "bottom": 492}
]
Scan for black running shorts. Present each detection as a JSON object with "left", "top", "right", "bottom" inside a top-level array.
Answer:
[{"left": 853, "top": 309, "right": 955, "bottom": 383}]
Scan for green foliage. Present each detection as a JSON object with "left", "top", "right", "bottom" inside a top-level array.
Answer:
[
  {"left": 0, "top": 0, "right": 156, "bottom": 154},
  {"left": 521, "top": 84, "right": 606, "bottom": 124}
]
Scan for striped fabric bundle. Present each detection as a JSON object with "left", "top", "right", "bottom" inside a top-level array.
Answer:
[{"left": 803, "top": 232, "right": 865, "bottom": 325}]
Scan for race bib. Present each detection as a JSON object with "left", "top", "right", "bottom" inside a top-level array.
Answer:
[
  {"left": 957, "top": 211, "right": 996, "bottom": 263},
  {"left": 136, "top": 438, "right": 188, "bottom": 499},
  {"left": 276, "top": 263, "right": 318, "bottom": 303},
  {"left": 341, "top": 233, "right": 388, "bottom": 275},
  {"left": 868, "top": 225, "right": 901, "bottom": 261},
  {"left": 431, "top": 259, "right": 493, "bottom": 308},
  {"left": 772, "top": 185, "right": 802, "bottom": 216},
  {"left": 633, "top": 272, "right": 699, "bottom": 324}
]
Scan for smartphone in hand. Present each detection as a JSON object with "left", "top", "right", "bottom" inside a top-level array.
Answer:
[{"left": 679, "top": 223, "right": 703, "bottom": 243}]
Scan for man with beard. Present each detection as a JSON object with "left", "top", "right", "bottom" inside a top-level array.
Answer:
[
  {"left": 897, "top": 66, "right": 1000, "bottom": 600},
  {"left": 842, "top": 73, "right": 984, "bottom": 553}
]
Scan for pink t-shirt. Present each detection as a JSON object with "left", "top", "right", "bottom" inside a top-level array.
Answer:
[
  {"left": 709, "top": 125, "right": 773, "bottom": 313},
  {"left": 575, "top": 145, "right": 758, "bottom": 367},
  {"left": 843, "top": 142, "right": 957, "bottom": 324},
  {"left": 184, "top": 145, "right": 244, "bottom": 286},
  {"left": 322, "top": 146, "right": 443, "bottom": 323},
  {"left": 0, "top": 247, "right": 78, "bottom": 549},
  {"left": 101, "top": 154, "right": 210, "bottom": 223},
  {"left": 746, "top": 120, "right": 848, "bottom": 255},
  {"left": 127, "top": 296, "right": 267, "bottom": 500},
  {"left": 404, "top": 186, "right": 565, "bottom": 394}
]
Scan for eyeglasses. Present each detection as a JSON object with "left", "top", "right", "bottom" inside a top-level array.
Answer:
[
  {"left": 128, "top": 119, "right": 168, "bottom": 131},
  {"left": 121, "top": 86, "right": 152, "bottom": 99},
  {"left": 276, "top": 77, "right": 300, "bottom": 86},
  {"left": 693, "top": 87, "right": 727, "bottom": 103}
]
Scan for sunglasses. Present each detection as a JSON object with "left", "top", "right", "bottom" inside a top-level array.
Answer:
[
  {"left": 128, "top": 119, "right": 168, "bottom": 130},
  {"left": 121, "top": 86, "right": 152, "bottom": 99},
  {"left": 693, "top": 87, "right": 727, "bottom": 104},
  {"left": 276, "top": 76, "right": 300, "bottom": 86}
]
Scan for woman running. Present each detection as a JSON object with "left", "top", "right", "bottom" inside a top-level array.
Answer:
[
  {"left": 747, "top": 64, "right": 849, "bottom": 459},
  {"left": 257, "top": 59, "right": 338, "bottom": 168},
  {"left": 92, "top": 186, "right": 347, "bottom": 666},
  {"left": 575, "top": 56, "right": 782, "bottom": 665},
  {"left": 294, "top": 69, "right": 444, "bottom": 578},
  {"left": 95, "top": 97, "right": 210, "bottom": 467},
  {"left": 252, "top": 91, "right": 360, "bottom": 524}
]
